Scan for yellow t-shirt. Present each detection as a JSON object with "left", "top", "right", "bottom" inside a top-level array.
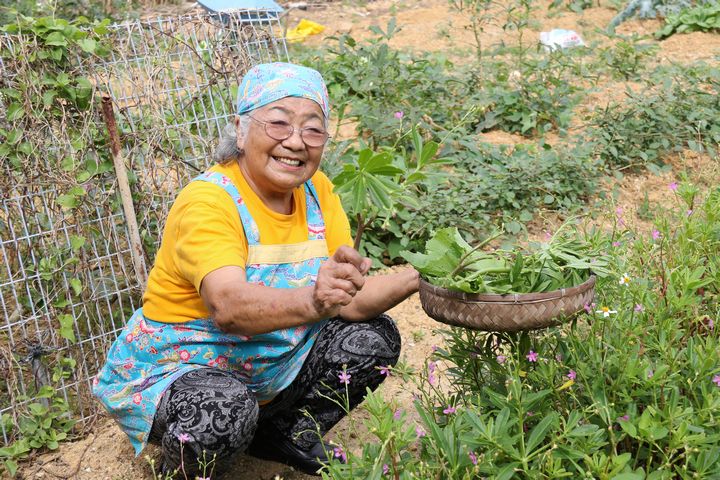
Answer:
[{"left": 142, "top": 162, "right": 353, "bottom": 323}]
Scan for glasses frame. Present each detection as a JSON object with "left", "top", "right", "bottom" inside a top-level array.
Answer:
[{"left": 247, "top": 114, "right": 330, "bottom": 147}]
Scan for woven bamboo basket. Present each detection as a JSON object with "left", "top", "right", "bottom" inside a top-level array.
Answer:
[{"left": 419, "top": 275, "right": 596, "bottom": 332}]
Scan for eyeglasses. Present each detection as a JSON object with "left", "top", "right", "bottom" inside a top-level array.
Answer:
[{"left": 248, "top": 115, "right": 330, "bottom": 147}]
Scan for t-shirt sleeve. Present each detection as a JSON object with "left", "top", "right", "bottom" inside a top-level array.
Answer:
[
  {"left": 174, "top": 186, "right": 248, "bottom": 292},
  {"left": 313, "top": 172, "right": 353, "bottom": 256}
]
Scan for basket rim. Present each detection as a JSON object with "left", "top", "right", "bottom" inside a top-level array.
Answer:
[{"left": 419, "top": 274, "right": 596, "bottom": 304}]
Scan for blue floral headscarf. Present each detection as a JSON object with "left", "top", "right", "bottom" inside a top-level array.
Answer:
[{"left": 236, "top": 62, "right": 330, "bottom": 119}]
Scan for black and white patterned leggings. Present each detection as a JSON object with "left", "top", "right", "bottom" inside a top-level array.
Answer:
[{"left": 149, "top": 314, "right": 401, "bottom": 475}]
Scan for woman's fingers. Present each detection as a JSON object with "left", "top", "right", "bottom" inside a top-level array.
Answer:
[{"left": 332, "top": 245, "right": 368, "bottom": 273}]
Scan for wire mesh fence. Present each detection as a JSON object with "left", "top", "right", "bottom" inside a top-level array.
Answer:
[{"left": 0, "top": 8, "right": 287, "bottom": 446}]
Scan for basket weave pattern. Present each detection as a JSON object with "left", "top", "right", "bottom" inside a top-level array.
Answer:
[{"left": 419, "top": 276, "right": 596, "bottom": 332}]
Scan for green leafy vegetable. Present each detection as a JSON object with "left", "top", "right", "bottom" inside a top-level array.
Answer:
[{"left": 402, "top": 221, "right": 610, "bottom": 294}]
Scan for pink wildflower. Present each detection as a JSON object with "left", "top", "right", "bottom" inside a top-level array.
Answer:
[
  {"left": 612, "top": 241, "right": 621, "bottom": 247},
  {"left": 618, "top": 414, "right": 630, "bottom": 422},
  {"left": 379, "top": 365, "right": 391, "bottom": 376},
  {"left": 443, "top": 406, "right": 456, "bottom": 415},
  {"left": 469, "top": 451, "right": 478, "bottom": 465},
  {"left": 177, "top": 432, "right": 191, "bottom": 443},
  {"left": 687, "top": 209, "right": 694, "bottom": 216},
  {"left": 526, "top": 350, "right": 539, "bottom": 362},
  {"left": 652, "top": 229, "right": 661, "bottom": 240},
  {"left": 496, "top": 355, "right": 507, "bottom": 364},
  {"left": 647, "top": 370, "right": 654, "bottom": 379},
  {"left": 669, "top": 182, "right": 678, "bottom": 191},
  {"left": 394, "top": 409, "right": 402, "bottom": 420},
  {"left": 567, "top": 370, "right": 576, "bottom": 380},
  {"left": 338, "top": 371, "right": 351, "bottom": 385},
  {"left": 394, "top": 111, "right": 404, "bottom": 119},
  {"left": 616, "top": 207, "right": 623, "bottom": 216},
  {"left": 415, "top": 426, "right": 426, "bottom": 438},
  {"left": 333, "top": 446, "right": 347, "bottom": 463},
  {"left": 713, "top": 375, "right": 720, "bottom": 387},
  {"left": 431, "top": 344, "right": 438, "bottom": 352},
  {"left": 428, "top": 361, "right": 437, "bottom": 373},
  {"left": 634, "top": 304, "right": 644, "bottom": 312},
  {"left": 383, "top": 464, "right": 389, "bottom": 475}
]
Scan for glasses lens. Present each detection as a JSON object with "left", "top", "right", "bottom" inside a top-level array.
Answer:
[
  {"left": 264, "top": 121, "right": 293, "bottom": 141},
  {"left": 301, "top": 129, "right": 329, "bottom": 147}
]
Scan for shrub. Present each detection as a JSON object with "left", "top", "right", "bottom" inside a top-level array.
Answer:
[{"left": 322, "top": 183, "right": 720, "bottom": 479}]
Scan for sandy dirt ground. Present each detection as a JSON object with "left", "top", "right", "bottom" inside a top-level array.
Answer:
[{"left": 13, "top": 0, "right": 720, "bottom": 479}]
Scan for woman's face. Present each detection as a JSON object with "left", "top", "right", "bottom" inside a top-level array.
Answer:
[{"left": 237, "top": 97, "right": 326, "bottom": 202}]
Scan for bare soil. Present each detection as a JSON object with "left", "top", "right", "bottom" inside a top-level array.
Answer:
[{"left": 14, "top": 1, "right": 720, "bottom": 479}]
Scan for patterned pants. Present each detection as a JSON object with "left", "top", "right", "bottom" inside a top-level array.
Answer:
[{"left": 149, "top": 315, "right": 401, "bottom": 476}]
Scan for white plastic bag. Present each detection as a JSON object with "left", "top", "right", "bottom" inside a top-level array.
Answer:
[{"left": 539, "top": 29, "right": 586, "bottom": 51}]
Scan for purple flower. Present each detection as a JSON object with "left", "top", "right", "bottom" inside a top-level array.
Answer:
[
  {"left": 616, "top": 207, "right": 624, "bottom": 217},
  {"left": 415, "top": 426, "right": 426, "bottom": 438},
  {"left": 393, "top": 409, "right": 402, "bottom": 420},
  {"left": 496, "top": 354, "right": 507, "bottom": 364},
  {"left": 687, "top": 209, "right": 694, "bottom": 216},
  {"left": 443, "top": 406, "right": 456, "bottom": 415},
  {"left": 383, "top": 464, "right": 389, "bottom": 475},
  {"left": 333, "top": 446, "right": 347, "bottom": 462},
  {"left": 708, "top": 318, "right": 715, "bottom": 330},
  {"left": 567, "top": 370, "right": 576, "bottom": 380},
  {"left": 177, "top": 432, "right": 191, "bottom": 444},
  {"left": 526, "top": 350, "right": 538, "bottom": 362},
  {"left": 713, "top": 375, "right": 720, "bottom": 387},
  {"left": 652, "top": 229, "right": 661, "bottom": 240},
  {"left": 394, "top": 111, "right": 404, "bottom": 119},
  {"left": 469, "top": 450, "right": 478, "bottom": 465},
  {"left": 428, "top": 361, "right": 437, "bottom": 373},
  {"left": 428, "top": 374, "right": 437, "bottom": 386},
  {"left": 669, "top": 182, "right": 678, "bottom": 191},
  {"left": 338, "top": 371, "right": 351, "bottom": 385},
  {"left": 618, "top": 414, "right": 630, "bottom": 422},
  {"left": 584, "top": 302, "right": 596, "bottom": 314},
  {"left": 647, "top": 369, "right": 654, "bottom": 379},
  {"left": 612, "top": 241, "right": 621, "bottom": 247},
  {"left": 431, "top": 344, "right": 438, "bottom": 352},
  {"left": 527, "top": 411, "right": 535, "bottom": 417},
  {"left": 634, "top": 304, "right": 644, "bottom": 312},
  {"left": 544, "top": 230, "right": 552, "bottom": 240},
  {"left": 379, "top": 365, "right": 391, "bottom": 376}
]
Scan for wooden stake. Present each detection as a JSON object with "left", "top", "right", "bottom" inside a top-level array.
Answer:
[{"left": 100, "top": 94, "right": 149, "bottom": 287}]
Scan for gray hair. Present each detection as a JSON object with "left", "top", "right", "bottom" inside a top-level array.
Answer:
[{"left": 214, "top": 114, "right": 251, "bottom": 164}]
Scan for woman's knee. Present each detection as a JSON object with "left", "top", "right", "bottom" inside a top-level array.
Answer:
[
  {"left": 336, "top": 314, "right": 401, "bottom": 368},
  {"left": 153, "top": 368, "right": 259, "bottom": 466}
]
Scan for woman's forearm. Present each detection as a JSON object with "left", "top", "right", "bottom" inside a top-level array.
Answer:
[{"left": 339, "top": 267, "right": 420, "bottom": 321}]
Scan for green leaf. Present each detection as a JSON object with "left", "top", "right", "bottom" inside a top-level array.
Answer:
[
  {"left": 4, "top": 460, "right": 17, "bottom": 476},
  {"left": 70, "top": 235, "right": 86, "bottom": 251},
  {"left": 44, "top": 31, "right": 68, "bottom": 47},
  {"left": 70, "top": 278, "right": 82, "bottom": 296},
  {"left": 526, "top": 412, "right": 557, "bottom": 453},
  {"left": 76, "top": 38, "right": 97, "bottom": 53},
  {"left": 7, "top": 103, "right": 24, "bottom": 122},
  {"left": 58, "top": 314, "right": 76, "bottom": 343},
  {"left": 619, "top": 420, "right": 637, "bottom": 438}
]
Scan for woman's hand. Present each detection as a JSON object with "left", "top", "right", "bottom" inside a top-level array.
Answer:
[{"left": 311, "top": 245, "right": 372, "bottom": 318}]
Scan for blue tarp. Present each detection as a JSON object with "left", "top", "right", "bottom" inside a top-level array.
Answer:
[{"left": 197, "top": 0, "right": 284, "bottom": 13}]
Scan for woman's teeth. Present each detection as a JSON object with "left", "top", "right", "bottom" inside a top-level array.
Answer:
[{"left": 274, "top": 156, "right": 301, "bottom": 167}]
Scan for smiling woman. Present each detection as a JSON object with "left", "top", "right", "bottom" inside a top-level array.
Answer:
[{"left": 91, "top": 62, "right": 419, "bottom": 478}]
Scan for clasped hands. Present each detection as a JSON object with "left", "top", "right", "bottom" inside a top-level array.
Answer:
[{"left": 311, "top": 245, "right": 372, "bottom": 319}]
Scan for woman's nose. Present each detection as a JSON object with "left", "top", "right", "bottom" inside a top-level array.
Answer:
[{"left": 281, "top": 127, "right": 305, "bottom": 150}]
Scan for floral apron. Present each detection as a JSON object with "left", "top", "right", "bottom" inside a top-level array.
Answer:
[{"left": 93, "top": 171, "right": 329, "bottom": 455}]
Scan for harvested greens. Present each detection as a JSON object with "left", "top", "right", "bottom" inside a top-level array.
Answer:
[{"left": 401, "top": 223, "right": 610, "bottom": 294}]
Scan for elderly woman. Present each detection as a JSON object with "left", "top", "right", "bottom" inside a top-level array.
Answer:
[{"left": 93, "top": 62, "right": 419, "bottom": 477}]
